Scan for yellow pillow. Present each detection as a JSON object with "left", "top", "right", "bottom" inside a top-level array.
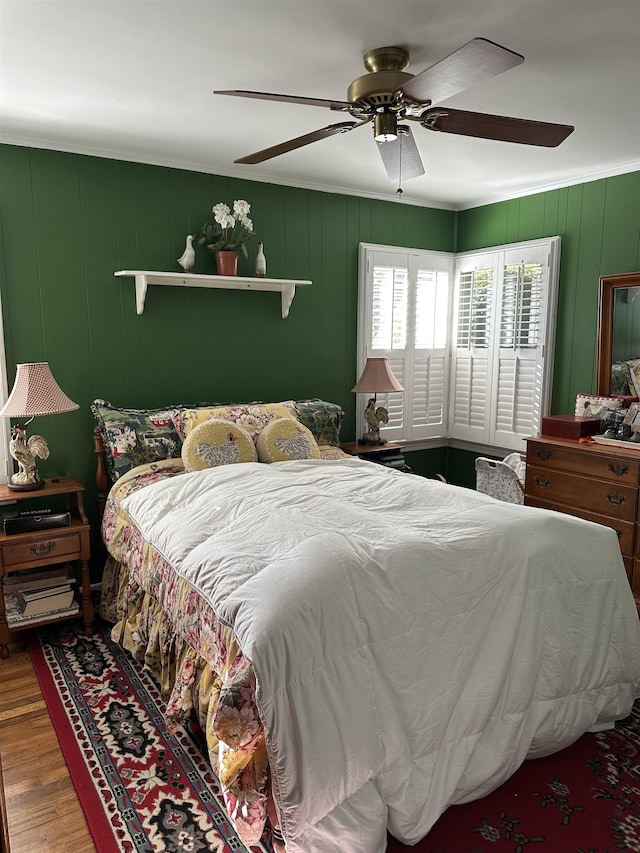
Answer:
[
  {"left": 173, "top": 401, "right": 300, "bottom": 442},
  {"left": 181, "top": 419, "right": 257, "bottom": 471},
  {"left": 256, "top": 418, "right": 321, "bottom": 463}
]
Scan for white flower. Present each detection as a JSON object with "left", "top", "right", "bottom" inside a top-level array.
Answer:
[
  {"left": 199, "top": 198, "right": 256, "bottom": 258},
  {"left": 233, "top": 199, "right": 251, "bottom": 216}
]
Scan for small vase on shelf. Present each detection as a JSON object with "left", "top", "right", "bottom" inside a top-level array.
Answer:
[
  {"left": 255, "top": 242, "right": 267, "bottom": 278},
  {"left": 214, "top": 250, "right": 239, "bottom": 276}
]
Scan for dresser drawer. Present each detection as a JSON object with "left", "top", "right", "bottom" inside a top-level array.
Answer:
[
  {"left": 0, "top": 529, "right": 82, "bottom": 571},
  {"left": 527, "top": 440, "right": 640, "bottom": 484},
  {"left": 525, "top": 495, "right": 635, "bottom": 556},
  {"left": 526, "top": 465, "right": 638, "bottom": 521}
]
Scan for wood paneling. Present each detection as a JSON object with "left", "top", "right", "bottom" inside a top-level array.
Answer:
[
  {"left": 0, "top": 144, "right": 456, "bottom": 567},
  {"left": 457, "top": 171, "right": 640, "bottom": 416}
]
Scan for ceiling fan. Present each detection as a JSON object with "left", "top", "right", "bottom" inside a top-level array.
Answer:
[{"left": 216, "top": 38, "right": 574, "bottom": 185}]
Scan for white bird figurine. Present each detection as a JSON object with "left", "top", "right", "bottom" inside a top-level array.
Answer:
[
  {"left": 255, "top": 241, "right": 267, "bottom": 277},
  {"left": 177, "top": 235, "right": 196, "bottom": 273},
  {"left": 9, "top": 424, "right": 50, "bottom": 488}
]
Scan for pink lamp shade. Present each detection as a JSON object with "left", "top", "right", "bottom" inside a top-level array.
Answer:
[
  {"left": 0, "top": 362, "right": 79, "bottom": 418},
  {"left": 352, "top": 357, "right": 404, "bottom": 394}
]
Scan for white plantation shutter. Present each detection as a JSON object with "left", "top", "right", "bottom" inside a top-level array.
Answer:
[
  {"left": 492, "top": 248, "right": 546, "bottom": 447},
  {"left": 450, "top": 238, "right": 559, "bottom": 451},
  {"left": 357, "top": 245, "right": 452, "bottom": 442},
  {"left": 449, "top": 262, "right": 495, "bottom": 442},
  {"left": 358, "top": 238, "right": 558, "bottom": 451}
]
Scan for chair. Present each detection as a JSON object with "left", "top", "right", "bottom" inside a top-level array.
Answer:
[{"left": 475, "top": 453, "right": 526, "bottom": 505}]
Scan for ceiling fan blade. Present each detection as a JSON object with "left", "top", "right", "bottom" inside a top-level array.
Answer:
[
  {"left": 215, "top": 89, "right": 352, "bottom": 111},
  {"left": 234, "top": 122, "right": 359, "bottom": 164},
  {"left": 422, "top": 108, "right": 574, "bottom": 147},
  {"left": 377, "top": 126, "right": 425, "bottom": 183},
  {"left": 400, "top": 37, "right": 524, "bottom": 106}
]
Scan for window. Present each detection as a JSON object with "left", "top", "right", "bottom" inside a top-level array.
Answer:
[
  {"left": 357, "top": 245, "right": 453, "bottom": 443},
  {"left": 357, "top": 237, "right": 560, "bottom": 453}
]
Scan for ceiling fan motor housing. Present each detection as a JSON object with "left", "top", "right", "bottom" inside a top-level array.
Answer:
[{"left": 348, "top": 46, "right": 414, "bottom": 109}]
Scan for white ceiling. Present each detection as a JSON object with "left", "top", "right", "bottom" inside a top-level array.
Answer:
[{"left": 1, "top": 0, "right": 639, "bottom": 210}]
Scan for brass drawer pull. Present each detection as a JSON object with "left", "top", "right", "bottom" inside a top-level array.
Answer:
[
  {"left": 608, "top": 463, "right": 629, "bottom": 477},
  {"left": 606, "top": 494, "right": 626, "bottom": 506},
  {"left": 29, "top": 541, "right": 56, "bottom": 557},
  {"left": 534, "top": 476, "right": 550, "bottom": 488},
  {"left": 535, "top": 449, "right": 552, "bottom": 461}
]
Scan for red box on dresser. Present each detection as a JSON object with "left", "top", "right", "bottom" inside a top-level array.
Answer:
[{"left": 541, "top": 414, "right": 602, "bottom": 439}]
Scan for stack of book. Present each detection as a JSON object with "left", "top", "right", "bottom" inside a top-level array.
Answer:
[
  {"left": 4, "top": 566, "right": 79, "bottom": 627},
  {"left": 371, "top": 448, "right": 408, "bottom": 469}
]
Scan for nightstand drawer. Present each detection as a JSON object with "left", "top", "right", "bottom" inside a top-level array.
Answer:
[
  {"left": 526, "top": 465, "right": 638, "bottom": 521},
  {"left": 1, "top": 529, "right": 82, "bottom": 570}
]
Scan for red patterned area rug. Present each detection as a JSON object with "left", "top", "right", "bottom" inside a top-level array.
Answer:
[{"left": 31, "top": 619, "right": 640, "bottom": 853}]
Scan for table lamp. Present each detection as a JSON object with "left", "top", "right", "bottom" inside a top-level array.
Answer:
[
  {"left": 0, "top": 362, "right": 79, "bottom": 491},
  {"left": 352, "top": 357, "right": 404, "bottom": 444}
]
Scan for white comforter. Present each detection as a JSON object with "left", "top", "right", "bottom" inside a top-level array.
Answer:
[{"left": 122, "top": 457, "right": 640, "bottom": 853}]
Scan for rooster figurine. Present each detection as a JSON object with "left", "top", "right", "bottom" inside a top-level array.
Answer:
[
  {"left": 8, "top": 424, "right": 50, "bottom": 490},
  {"left": 362, "top": 397, "right": 389, "bottom": 444}
]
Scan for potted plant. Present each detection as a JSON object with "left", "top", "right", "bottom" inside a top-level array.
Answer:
[{"left": 198, "top": 200, "right": 254, "bottom": 276}]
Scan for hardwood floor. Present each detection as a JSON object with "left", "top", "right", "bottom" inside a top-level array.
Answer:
[{"left": 0, "top": 631, "right": 94, "bottom": 853}]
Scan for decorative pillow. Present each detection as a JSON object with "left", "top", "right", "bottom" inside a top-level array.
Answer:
[
  {"left": 256, "top": 418, "right": 321, "bottom": 463},
  {"left": 182, "top": 419, "right": 257, "bottom": 471},
  {"left": 92, "top": 399, "right": 184, "bottom": 482},
  {"left": 574, "top": 393, "right": 622, "bottom": 417},
  {"left": 173, "top": 401, "right": 300, "bottom": 442},
  {"left": 294, "top": 398, "right": 345, "bottom": 447}
]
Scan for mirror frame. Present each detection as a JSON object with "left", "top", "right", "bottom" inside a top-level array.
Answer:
[{"left": 596, "top": 271, "right": 640, "bottom": 396}]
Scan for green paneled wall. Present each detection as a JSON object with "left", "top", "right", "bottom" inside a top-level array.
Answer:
[
  {"left": 1, "top": 143, "right": 639, "bottom": 526},
  {"left": 457, "top": 172, "right": 640, "bottom": 413},
  {"left": 0, "top": 143, "right": 456, "bottom": 555},
  {"left": 453, "top": 170, "right": 640, "bottom": 486}
]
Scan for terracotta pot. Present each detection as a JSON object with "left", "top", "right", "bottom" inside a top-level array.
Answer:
[{"left": 214, "top": 250, "right": 239, "bottom": 276}]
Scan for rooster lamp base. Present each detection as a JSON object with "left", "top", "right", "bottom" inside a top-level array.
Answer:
[
  {"left": 7, "top": 424, "right": 50, "bottom": 491},
  {"left": 360, "top": 397, "right": 390, "bottom": 445}
]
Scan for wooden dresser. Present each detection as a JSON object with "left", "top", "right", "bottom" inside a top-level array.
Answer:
[{"left": 525, "top": 435, "right": 640, "bottom": 610}]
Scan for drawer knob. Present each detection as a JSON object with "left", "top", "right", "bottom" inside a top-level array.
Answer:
[
  {"left": 535, "top": 449, "right": 552, "bottom": 461},
  {"left": 606, "top": 494, "right": 626, "bottom": 506},
  {"left": 29, "top": 541, "right": 56, "bottom": 557},
  {"left": 608, "top": 463, "right": 629, "bottom": 477},
  {"left": 534, "top": 476, "right": 550, "bottom": 488}
]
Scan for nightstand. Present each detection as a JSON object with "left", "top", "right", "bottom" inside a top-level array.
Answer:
[
  {"left": 0, "top": 478, "right": 93, "bottom": 659},
  {"left": 341, "top": 441, "right": 413, "bottom": 472}
]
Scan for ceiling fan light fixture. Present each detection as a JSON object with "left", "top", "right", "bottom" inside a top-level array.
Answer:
[{"left": 374, "top": 111, "right": 398, "bottom": 142}]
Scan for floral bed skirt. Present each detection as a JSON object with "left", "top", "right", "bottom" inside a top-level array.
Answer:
[{"left": 99, "top": 460, "right": 270, "bottom": 844}]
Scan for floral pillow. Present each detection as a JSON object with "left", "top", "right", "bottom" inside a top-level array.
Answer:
[
  {"left": 256, "top": 418, "right": 321, "bottom": 463},
  {"left": 92, "top": 399, "right": 183, "bottom": 482},
  {"left": 294, "top": 399, "right": 344, "bottom": 447},
  {"left": 172, "top": 401, "right": 300, "bottom": 442}
]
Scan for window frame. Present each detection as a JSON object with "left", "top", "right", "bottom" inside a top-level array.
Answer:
[{"left": 357, "top": 237, "right": 560, "bottom": 456}]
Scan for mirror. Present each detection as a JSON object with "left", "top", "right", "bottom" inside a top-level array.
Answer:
[{"left": 596, "top": 271, "right": 640, "bottom": 396}]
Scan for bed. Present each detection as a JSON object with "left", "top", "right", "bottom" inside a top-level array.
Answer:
[{"left": 93, "top": 396, "right": 640, "bottom": 853}]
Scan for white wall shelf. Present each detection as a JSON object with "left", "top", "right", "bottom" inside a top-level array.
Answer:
[{"left": 115, "top": 270, "right": 312, "bottom": 318}]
